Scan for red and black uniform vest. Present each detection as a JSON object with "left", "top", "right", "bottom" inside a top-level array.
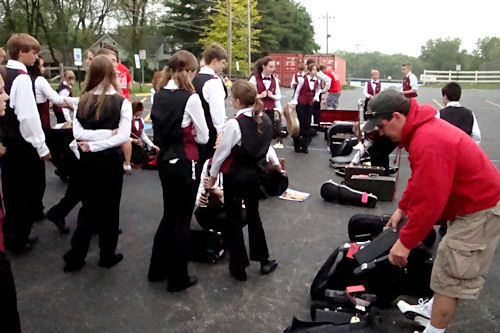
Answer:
[
  {"left": 131, "top": 117, "right": 144, "bottom": 140},
  {"left": 439, "top": 106, "right": 474, "bottom": 135},
  {"left": 293, "top": 72, "right": 305, "bottom": 93},
  {"left": 0, "top": 68, "right": 31, "bottom": 141},
  {"left": 220, "top": 113, "right": 273, "bottom": 182},
  {"left": 297, "top": 76, "right": 319, "bottom": 106},
  {"left": 365, "top": 80, "right": 381, "bottom": 107},
  {"left": 30, "top": 76, "right": 52, "bottom": 130},
  {"left": 52, "top": 83, "right": 72, "bottom": 121},
  {"left": 403, "top": 75, "right": 417, "bottom": 98},
  {"left": 254, "top": 74, "right": 277, "bottom": 111},
  {"left": 151, "top": 89, "right": 198, "bottom": 162}
]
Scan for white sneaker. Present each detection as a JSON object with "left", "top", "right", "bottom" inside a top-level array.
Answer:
[{"left": 397, "top": 298, "right": 432, "bottom": 327}]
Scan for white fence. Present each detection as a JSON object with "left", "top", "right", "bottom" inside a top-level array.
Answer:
[{"left": 422, "top": 70, "right": 500, "bottom": 84}]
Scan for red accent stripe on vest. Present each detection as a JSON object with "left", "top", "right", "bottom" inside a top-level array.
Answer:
[
  {"left": 255, "top": 74, "right": 276, "bottom": 111},
  {"left": 297, "top": 76, "right": 318, "bottom": 106},
  {"left": 182, "top": 124, "right": 199, "bottom": 161}
]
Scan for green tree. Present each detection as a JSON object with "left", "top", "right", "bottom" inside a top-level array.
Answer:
[
  {"left": 473, "top": 37, "right": 500, "bottom": 62},
  {"left": 255, "top": 0, "right": 318, "bottom": 58},
  {"left": 161, "top": 0, "right": 212, "bottom": 57},
  {"left": 199, "top": 0, "right": 260, "bottom": 77},
  {"left": 420, "top": 38, "right": 468, "bottom": 70}
]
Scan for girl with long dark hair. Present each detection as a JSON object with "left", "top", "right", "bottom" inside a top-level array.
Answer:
[{"left": 63, "top": 55, "right": 132, "bottom": 272}]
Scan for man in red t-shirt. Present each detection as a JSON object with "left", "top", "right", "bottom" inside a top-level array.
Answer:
[{"left": 102, "top": 44, "right": 132, "bottom": 100}]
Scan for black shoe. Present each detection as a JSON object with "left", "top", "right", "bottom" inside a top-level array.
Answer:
[
  {"left": 98, "top": 253, "right": 124, "bottom": 268},
  {"left": 229, "top": 267, "right": 247, "bottom": 281},
  {"left": 167, "top": 275, "right": 198, "bottom": 292},
  {"left": 302, "top": 146, "right": 309, "bottom": 154},
  {"left": 260, "top": 259, "right": 278, "bottom": 275},
  {"left": 46, "top": 209, "right": 70, "bottom": 234},
  {"left": 294, "top": 146, "right": 302, "bottom": 153},
  {"left": 63, "top": 253, "right": 85, "bottom": 272}
]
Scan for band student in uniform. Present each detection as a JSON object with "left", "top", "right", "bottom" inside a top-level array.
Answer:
[
  {"left": 249, "top": 56, "right": 282, "bottom": 129},
  {"left": 147, "top": 50, "right": 209, "bottom": 292},
  {"left": 63, "top": 55, "right": 132, "bottom": 272},
  {"left": 401, "top": 63, "right": 418, "bottom": 98},
  {"left": 362, "top": 90, "right": 500, "bottom": 333},
  {"left": 290, "top": 63, "right": 321, "bottom": 153},
  {"left": 205, "top": 80, "right": 279, "bottom": 282}
]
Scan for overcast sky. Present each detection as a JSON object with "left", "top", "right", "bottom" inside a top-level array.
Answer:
[{"left": 299, "top": 0, "right": 500, "bottom": 57}]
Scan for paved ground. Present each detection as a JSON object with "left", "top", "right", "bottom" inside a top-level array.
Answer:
[{"left": 9, "top": 87, "right": 500, "bottom": 332}]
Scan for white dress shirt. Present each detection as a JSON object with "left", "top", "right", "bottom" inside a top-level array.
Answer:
[
  {"left": 316, "top": 71, "right": 332, "bottom": 93},
  {"left": 72, "top": 85, "right": 132, "bottom": 152},
  {"left": 403, "top": 72, "right": 419, "bottom": 91},
  {"left": 363, "top": 80, "right": 381, "bottom": 99},
  {"left": 249, "top": 75, "right": 282, "bottom": 110},
  {"left": 163, "top": 79, "right": 209, "bottom": 145},
  {"left": 436, "top": 101, "right": 481, "bottom": 145},
  {"left": 290, "top": 71, "right": 306, "bottom": 88},
  {"left": 291, "top": 74, "right": 321, "bottom": 104},
  {"left": 58, "top": 81, "right": 74, "bottom": 122},
  {"left": 6, "top": 59, "right": 49, "bottom": 157},
  {"left": 131, "top": 116, "right": 154, "bottom": 148},
  {"left": 199, "top": 66, "right": 226, "bottom": 133},
  {"left": 210, "top": 107, "right": 279, "bottom": 177}
]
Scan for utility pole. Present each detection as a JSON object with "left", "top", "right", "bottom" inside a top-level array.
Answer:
[
  {"left": 248, "top": 0, "right": 251, "bottom": 75},
  {"left": 354, "top": 43, "right": 362, "bottom": 53},
  {"left": 228, "top": 0, "right": 232, "bottom": 79},
  {"left": 320, "top": 13, "right": 334, "bottom": 54}
]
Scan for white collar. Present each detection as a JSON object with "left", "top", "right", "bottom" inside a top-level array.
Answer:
[
  {"left": 405, "top": 72, "right": 412, "bottom": 78},
  {"left": 235, "top": 107, "right": 253, "bottom": 117},
  {"left": 446, "top": 101, "right": 461, "bottom": 107},
  {"left": 6, "top": 59, "right": 28, "bottom": 72},
  {"left": 199, "top": 66, "right": 216, "bottom": 75},
  {"left": 307, "top": 74, "right": 317, "bottom": 81},
  {"left": 164, "top": 79, "right": 178, "bottom": 89},
  {"left": 372, "top": 80, "right": 379, "bottom": 84},
  {"left": 63, "top": 81, "right": 72, "bottom": 89},
  {"left": 92, "top": 84, "right": 118, "bottom": 95}
]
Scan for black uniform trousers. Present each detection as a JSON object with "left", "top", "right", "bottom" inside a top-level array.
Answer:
[
  {"left": 45, "top": 128, "right": 76, "bottom": 181},
  {"left": 293, "top": 103, "right": 314, "bottom": 150},
  {"left": 148, "top": 158, "right": 197, "bottom": 286},
  {"left": 196, "top": 127, "right": 217, "bottom": 183},
  {"left": 0, "top": 252, "right": 21, "bottom": 333},
  {"left": 223, "top": 174, "right": 269, "bottom": 271},
  {"left": 64, "top": 149, "right": 123, "bottom": 264},
  {"left": 48, "top": 164, "right": 81, "bottom": 221},
  {"left": 312, "top": 99, "right": 321, "bottom": 125},
  {"left": 367, "top": 136, "right": 398, "bottom": 175},
  {"left": 1, "top": 139, "right": 45, "bottom": 252}
]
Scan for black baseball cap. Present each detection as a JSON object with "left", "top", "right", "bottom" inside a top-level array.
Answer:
[{"left": 362, "top": 89, "right": 407, "bottom": 132}]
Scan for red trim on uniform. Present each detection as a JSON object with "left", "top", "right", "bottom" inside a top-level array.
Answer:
[
  {"left": 297, "top": 76, "right": 318, "bottom": 106},
  {"left": 182, "top": 124, "right": 199, "bottom": 161},
  {"left": 403, "top": 76, "right": 417, "bottom": 98},
  {"left": 255, "top": 74, "right": 276, "bottom": 111}
]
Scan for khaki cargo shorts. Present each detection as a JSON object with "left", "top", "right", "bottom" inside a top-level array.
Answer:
[{"left": 431, "top": 201, "right": 500, "bottom": 299}]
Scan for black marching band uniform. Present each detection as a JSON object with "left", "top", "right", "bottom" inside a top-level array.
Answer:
[
  {"left": 148, "top": 80, "right": 208, "bottom": 291},
  {"left": 52, "top": 82, "right": 72, "bottom": 124},
  {"left": 210, "top": 108, "right": 273, "bottom": 278},
  {"left": 0, "top": 61, "right": 47, "bottom": 254},
  {"left": 63, "top": 90, "right": 131, "bottom": 271}
]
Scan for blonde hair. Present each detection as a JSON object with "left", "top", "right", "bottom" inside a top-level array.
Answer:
[
  {"left": 230, "top": 80, "right": 264, "bottom": 132},
  {"left": 78, "top": 55, "right": 121, "bottom": 120},
  {"left": 6, "top": 33, "right": 40, "bottom": 60},
  {"left": 371, "top": 69, "right": 380, "bottom": 75},
  {"left": 159, "top": 50, "right": 198, "bottom": 92},
  {"left": 64, "top": 70, "right": 76, "bottom": 80}
]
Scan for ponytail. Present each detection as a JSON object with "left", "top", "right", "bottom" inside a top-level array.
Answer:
[{"left": 252, "top": 98, "right": 264, "bottom": 133}]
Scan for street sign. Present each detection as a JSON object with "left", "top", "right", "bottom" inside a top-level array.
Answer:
[
  {"left": 236, "top": 61, "right": 240, "bottom": 71},
  {"left": 73, "top": 48, "right": 82, "bottom": 67},
  {"left": 139, "top": 50, "right": 146, "bottom": 60},
  {"left": 134, "top": 54, "right": 141, "bottom": 69},
  {"left": 456, "top": 64, "right": 461, "bottom": 71}
]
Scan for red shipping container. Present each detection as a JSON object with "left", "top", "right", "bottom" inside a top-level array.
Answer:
[{"left": 303, "top": 54, "right": 346, "bottom": 86}]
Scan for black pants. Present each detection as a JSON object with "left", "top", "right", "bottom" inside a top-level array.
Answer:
[
  {"left": 149, "top": 158, "right": 197, "bottom": 285},
  {"left": 53, "top": 107, "right": 66, "bottom": 124},
  {"left": 194, "top": 205, "right": 226, "bottom": 232},
  {"left": 0, "top": 252, "right": 21, "bottom": 333},
  {"left": 45, "top": 128, "right": 77, "bottom": 180},
  {"left": 223, "top": 174, "right": 269, "bottom": 271},
  {"left": 312, "top": 100, "right": 321, "bottom": 125},
  {"left": 368, "top": 136, "right": 398, "bottom": 174},
  {"left": 131, "top": 142, "right": 148, "bottom": 165},
  {"left": 48, "top": 167, "right": 81, "bottom": 221},
  {"left": 196, "top": 128, "right": 217, "bottom": 182},
  {"left": 1, "top": 140, "right": 45, "bottom": 252},
  {"left": 64, "top": 149, "right": 123, "bottom": 263},
  {"left": 293, "top": 103, "right": 314, "bottom": 150}
]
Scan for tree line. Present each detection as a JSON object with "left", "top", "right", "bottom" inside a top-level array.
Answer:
[{"left": 337, "top": 37, "right": 500, "bottom": 80}]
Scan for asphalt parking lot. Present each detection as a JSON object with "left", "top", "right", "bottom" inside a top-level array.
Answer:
[{"left": 9, "top": 86, "right": 500, "bottom": 332}]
